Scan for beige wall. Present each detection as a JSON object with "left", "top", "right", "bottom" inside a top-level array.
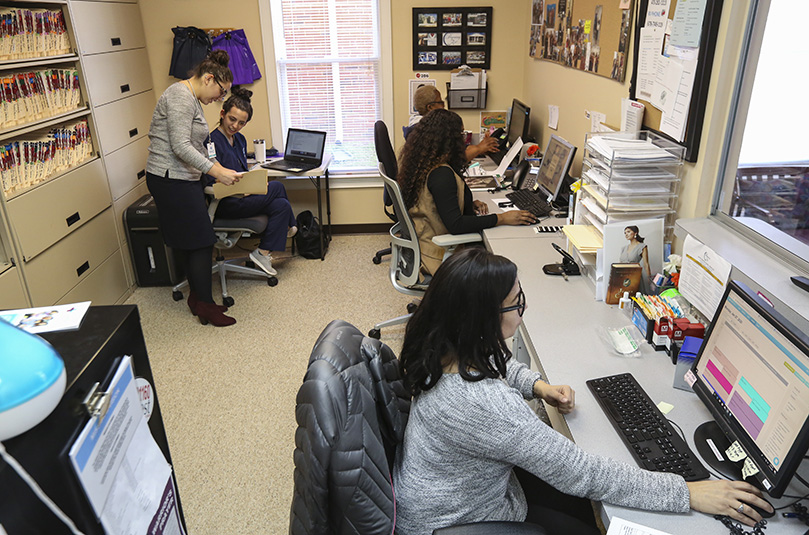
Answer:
[
  {"left": 390, "top": 0, "right": 530, "bottom": 152},
  {"left": 139, "top": 0, "right": 270, "bottom": 146},
  {"left": 519, "top": 0, "right": 752, "bottom": 234},
  {"left": 136, "top": 0, "right": 751, "bottom": 230}
]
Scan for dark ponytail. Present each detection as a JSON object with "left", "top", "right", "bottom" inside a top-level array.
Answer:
[
  {"left": 625, "top": 225, "right": 645, "bottom": 243},
  {"left": 190, "top": 49, "right": 233, "bottom": 84},
  {"left": 222, "top": 86, "right": 253, "bottom": 122}
]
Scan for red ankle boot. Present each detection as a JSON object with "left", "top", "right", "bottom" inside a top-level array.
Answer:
[
  {"left": 195, "top": 301, "right": 236, "bottom": 326},
  {"left": 188, "top": 292, "right": 228, "bottom": 315}
]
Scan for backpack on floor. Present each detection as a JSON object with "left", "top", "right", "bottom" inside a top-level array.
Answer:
[{"left": 295, "top": 210, "right": 322, "bottom": 259}]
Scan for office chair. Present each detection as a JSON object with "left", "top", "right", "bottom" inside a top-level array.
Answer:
[
  {"left": 372, "top": 120, "right": 397, "bottom": 265},
  {"left": 289, "top": 320, "right": 546, "bottom": 535},
  {"left": 171, "top": 187, "right": 278, "bottom": 307},
  {"left": 367, "top": 165, "right": 481, "bottom": 339}
]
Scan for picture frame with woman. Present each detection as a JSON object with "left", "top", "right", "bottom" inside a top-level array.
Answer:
[{"left": 598, "top": 218, "right": 664, "bottom": 301}]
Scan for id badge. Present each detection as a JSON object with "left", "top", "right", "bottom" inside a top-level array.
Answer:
[{"left": 207, "top": 142, "right": 216, "bottom": 158}]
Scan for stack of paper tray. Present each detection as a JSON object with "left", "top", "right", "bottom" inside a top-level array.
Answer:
[{"left": 563, "top": 224, "right": 603, "bottom": 253}]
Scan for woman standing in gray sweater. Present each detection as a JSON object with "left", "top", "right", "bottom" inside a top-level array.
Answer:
[
  {"left": 146, "top": 50, "right": 242, "bottom": 326},
  {"left": 393, "top": 248, "right": 772, "bottom": 535}
]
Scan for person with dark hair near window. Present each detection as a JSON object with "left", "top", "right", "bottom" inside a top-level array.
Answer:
[
  {"left": 397, "top": 109, "right": 536, "bottom": 275},
  {"left": 406, "top": 84, "right": 499, "bottom": 160},
  {"left": 146, "top": 50, "right": 242, "bottom": 327},
  {"left": 204, "top": 86, "right": 297, "bottom": 277},
  {"left": 393, "top": 247, "right": 773, "bottom": 535},
  {"left": 619, "top": 225, "right": 652, "bottom": 294}
]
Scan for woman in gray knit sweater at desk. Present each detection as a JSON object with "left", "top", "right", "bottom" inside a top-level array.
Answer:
[
  {"left": 146, "top": 50, "right": 242, "bottom": 327},
  {"left": 393, "top": 248, "right": 772, "bottom": 535}
]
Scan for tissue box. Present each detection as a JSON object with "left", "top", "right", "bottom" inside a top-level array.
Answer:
[{"left": 450, "top": 68, "right": 482, "bottom": 90}]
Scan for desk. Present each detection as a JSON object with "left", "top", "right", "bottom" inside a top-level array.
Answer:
[
  {"left": 476, "top": 193, "right": 807, "bottom": 534},
  {"left": 0, "top": 305, "right": 186, "bottom": 534},
  {"left": 263, "top": 154, "right": 332, "bottom": 260}
]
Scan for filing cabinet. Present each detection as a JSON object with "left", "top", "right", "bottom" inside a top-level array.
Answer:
[
  {"left": 92, "top": 90, "right": 155, "bottom": 156},
  {"left": 7, "top": 159, "right": 110, "bottom": 261},
  {"left": 69, "top": 2, "right": 146, "bottom": 55},
  {"left": 70, "top": 0, "right": 156, "bottom": 294},
  {"left": 82, "top": 48, "right": 153, "bottom": 107}
]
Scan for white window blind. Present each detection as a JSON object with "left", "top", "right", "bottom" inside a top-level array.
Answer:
[{"left": 270, "top": 0, "right": 382, "bottom": 172}]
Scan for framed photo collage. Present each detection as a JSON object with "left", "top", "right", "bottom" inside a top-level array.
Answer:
[{"left": 412, "top": 7, "right": 493, "bottom": 70}]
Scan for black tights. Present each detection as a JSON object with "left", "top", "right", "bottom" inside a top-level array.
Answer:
[
  {"left": 515, "top": 467, "right": 601, "bottom": 535},
  {"left": 178, "top": 246, "right": 214, "bottom": 303}
]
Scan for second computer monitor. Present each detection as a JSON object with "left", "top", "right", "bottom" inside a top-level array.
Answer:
[
  {"left": 534, "top": 134, "right": 577, "bottom": 201},
  {"left": 507, "top": 99, "right": 530, "bottom": 148}
]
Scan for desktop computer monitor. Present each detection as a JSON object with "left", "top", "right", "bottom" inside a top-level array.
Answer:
[
  {"left": 691, "top": 280, "right": 809, "bottom": 497},
  {"left": 532, "top": 134, "right": 576, "bottom": 202},
  {"left": 507, "top": 99, "right": 530, "bottom": 148}
]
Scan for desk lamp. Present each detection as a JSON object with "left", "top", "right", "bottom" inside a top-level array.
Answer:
[{"left": 0, "top": 319, "right": 66, "bottom": 441}]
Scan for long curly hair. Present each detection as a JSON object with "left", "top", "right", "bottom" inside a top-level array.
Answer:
[{"left": 398, "top": 109, "right": 467, "bottom": 209}]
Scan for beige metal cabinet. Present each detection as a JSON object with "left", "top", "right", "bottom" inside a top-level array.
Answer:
[
  {"left": 0, "top": 267, "right": 29, "bottom": 309},
  {"left": 25, "top": 209, "right": 120, "bottom": 305},
  {"left": 82, "top": 48, "right": 152, "bottom": 107},
  {"left": 106, "top": 137, "right": 150, "bottom": 201},
  {"left": 57, "top": 251, "right": 129, "bottom": 305},
  {"left": 93, "top": 90, "right": 155, "bottom": 156},
  {"left": 8, "top": 159, "right": 110, "bottom": 260},
  {"left": 70, "top": 2, "right": 146, "bottom": 55}
]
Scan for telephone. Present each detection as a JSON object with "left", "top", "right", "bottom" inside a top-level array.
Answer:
[
  {"left": 543, "top": 242, "right": 581, "bottom": 278},
  {"left": 511, "top": 160, "right": 537, "bottom": 190},
  {"left": 490, "top": 128, "right": 508, "bottom": 151}
]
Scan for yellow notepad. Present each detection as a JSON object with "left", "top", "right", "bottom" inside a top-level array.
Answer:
[{"left": 212, "top": 169, "right": 267, "bottom": 199}]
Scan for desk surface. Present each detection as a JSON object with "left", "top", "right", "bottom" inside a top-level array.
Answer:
[
  {"left": 259, "top": 153, "right": 332, "bottom": 177},
  {"left": 477, "top": 194, "right": 807, "bottom": 534}
]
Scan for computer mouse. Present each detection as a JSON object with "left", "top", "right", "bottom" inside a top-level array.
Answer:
[{"left": 745, "top": 498, "right": 775, "bottom": 519}]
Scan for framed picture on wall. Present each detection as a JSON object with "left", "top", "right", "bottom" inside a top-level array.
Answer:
[{"left": 412, "top": 7, "right": 493, "bottom": 70}]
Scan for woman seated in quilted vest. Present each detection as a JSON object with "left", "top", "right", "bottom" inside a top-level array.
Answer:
[{"left": 396, "top": 109, "right": 536, "bottom": 275}]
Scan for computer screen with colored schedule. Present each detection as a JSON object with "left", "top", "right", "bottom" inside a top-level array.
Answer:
[{"left": 691, "top": 280, "right": 809, "bottom": 497}]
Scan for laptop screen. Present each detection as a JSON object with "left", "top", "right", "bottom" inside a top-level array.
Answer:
[{"left": 285, "top": 129, "right": 326, "bottom": 162}]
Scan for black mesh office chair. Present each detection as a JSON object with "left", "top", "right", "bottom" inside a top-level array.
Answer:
[
  {"left": 289, "top": 320, "right": 546, "bottom": 535},
  {"left": 171, "top": 187, "right": 278, "bottom": 307},
  {"left": 372, "top": 120, "right": 398, "bottom": 264}
]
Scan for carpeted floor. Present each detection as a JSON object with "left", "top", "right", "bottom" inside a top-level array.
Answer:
[{"left": 125, "top": 234, "right": 411, "bottom": 534}]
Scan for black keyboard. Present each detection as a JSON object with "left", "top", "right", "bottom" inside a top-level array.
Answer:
[
  {"left": 506, "top": 189, "right": 554, "bottom": 217},
  {"left": 586, "top": 373, "right": 709, "bottom": 481}
]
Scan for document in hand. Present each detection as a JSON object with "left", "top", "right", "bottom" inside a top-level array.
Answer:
[{"left": 212, "top": 169, "right": 267, "bottom": 199}]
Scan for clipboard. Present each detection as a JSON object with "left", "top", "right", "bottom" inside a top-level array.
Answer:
[{"left": 211, "top": 169, "right": 267, "bottom": 199}]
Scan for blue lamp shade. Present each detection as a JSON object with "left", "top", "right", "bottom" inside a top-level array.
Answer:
[{"left": 0, "top": 320, "right": 66, "bottom": 441}]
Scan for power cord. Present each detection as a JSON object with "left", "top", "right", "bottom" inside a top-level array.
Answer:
[{"left": 0, "top": 441, "right": 85, "bottom": 534}]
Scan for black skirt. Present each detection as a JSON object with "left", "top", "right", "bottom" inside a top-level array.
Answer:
[{"left": 146, "top": 172, "right": 216, "bottom": 250}]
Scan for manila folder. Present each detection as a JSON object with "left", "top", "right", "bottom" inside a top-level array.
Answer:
[{"left": 212, "top": 169, "right": 267, "bottom": 199}]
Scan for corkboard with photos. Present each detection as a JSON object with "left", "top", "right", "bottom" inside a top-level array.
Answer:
[
  {"left": 412, "top": 7, "right": 493, "bottom": 70},
  {"left": 528, "top": 0, "right": 634, "bottom": 82}
]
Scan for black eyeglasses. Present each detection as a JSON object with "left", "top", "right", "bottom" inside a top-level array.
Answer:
[
  {"left": 427, "top": 99, "right": 444, "bottom": 109},
  {"left": 500, "top": 284, "right": 526, "bottom": 317},
  {"left": 215, "top": 80, "right": 227, "bottom": 101}
]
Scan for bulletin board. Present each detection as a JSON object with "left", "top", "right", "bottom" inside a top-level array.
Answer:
[
  {"left": 529, "top": 0, "right": 634, "bottom": 82},
  {"left": 412, "top": 7, "right": 493, "bottom": 70},
  {"left": 629, "top": 0, "right": 724, "bottom": 162}
]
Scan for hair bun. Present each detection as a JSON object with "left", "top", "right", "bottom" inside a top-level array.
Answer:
[
  {"left": 208, "top": 49, "right": 230, "bottom": 67},
  {"left": 231, "top": 86, "right": 253, "bottom": 100}
]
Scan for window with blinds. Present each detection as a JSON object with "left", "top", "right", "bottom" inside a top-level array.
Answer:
[{"left": 270, "top": 0, "right": 382, "bottom": 172}]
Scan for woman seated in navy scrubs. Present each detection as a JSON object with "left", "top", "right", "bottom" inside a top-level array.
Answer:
[{"left": 205, "top": 87, "right": 297, "bottom": 276}]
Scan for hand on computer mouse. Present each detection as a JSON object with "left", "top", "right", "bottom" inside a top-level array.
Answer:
[
  {"left": 686, "top": 480, "right": 774, "bottom": 526},
  {"left": 496, "top": 210, "right": 536, "bottom": 226}
]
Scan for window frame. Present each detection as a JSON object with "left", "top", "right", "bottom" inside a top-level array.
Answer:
[
  {"left": 257, "top": 0, "right": 394, "bottom": 178},
  {"left": 711, "top": 0, "right": 809, "bottom": 273}
]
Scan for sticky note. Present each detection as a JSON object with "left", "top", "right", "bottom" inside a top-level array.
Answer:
[
  {"left": 742, "top": 457, "right": 760, "bottom": 479},
  {"left": 657, "top": 401, "right": 674, "bottom": 415},
  {"left": 726, "top": 441, "right": 747, "bottom": 462}
]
